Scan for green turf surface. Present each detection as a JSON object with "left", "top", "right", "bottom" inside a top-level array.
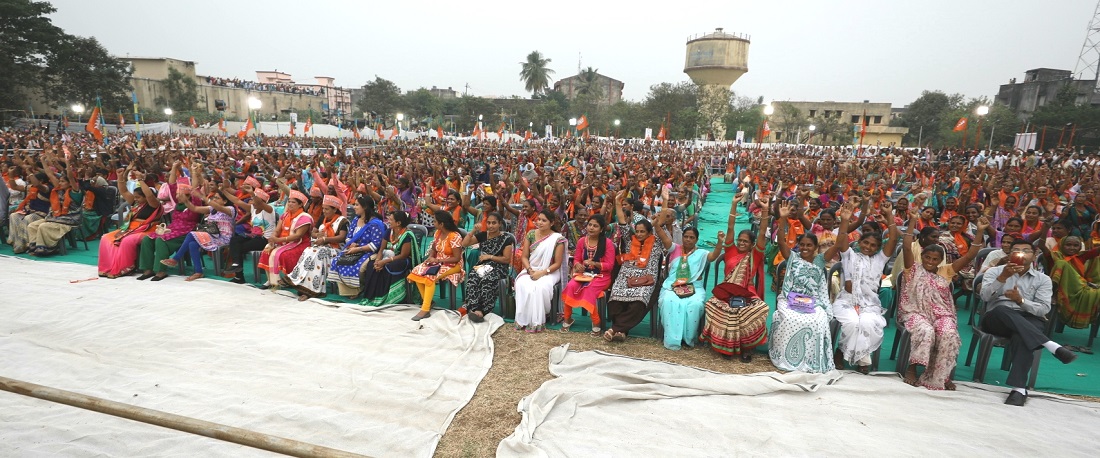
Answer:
[{"left": 4, "top": 178, "right": 1097, "bottom": 397}]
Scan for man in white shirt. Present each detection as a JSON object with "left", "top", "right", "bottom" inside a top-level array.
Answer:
[{"left": 979, "top": 240, "right": 1077, "bottom": 406}]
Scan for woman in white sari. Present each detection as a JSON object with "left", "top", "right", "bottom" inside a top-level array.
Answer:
[{"left": 514, "top": 209, "right": 567, "bottom": 333}]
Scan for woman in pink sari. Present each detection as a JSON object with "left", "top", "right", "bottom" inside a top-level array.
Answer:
[
  {"left": 561, "top": 214, "right": 616, "bottom": 336},
  {"left": 98, "top": 168, "right": 162, "bottom": 278},
  {"left": 258, "top": 190, "right": 314, "bottom": 289}
]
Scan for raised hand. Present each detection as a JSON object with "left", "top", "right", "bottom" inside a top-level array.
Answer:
[{"left": 777, "top": 201, "right": 792, "bottom": 219}]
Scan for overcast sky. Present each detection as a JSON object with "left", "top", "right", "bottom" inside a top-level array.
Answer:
[{"left": 47, "top": 0, "right": 1097, "bottom": 107}]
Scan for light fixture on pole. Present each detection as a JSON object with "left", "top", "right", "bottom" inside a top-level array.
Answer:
[
  {"left": 396, "top": 113, "right": 405, "bottom": 133},
  {"left": 759, "top": 104, "right": 774, "bottom": 150},
  {"left": 71, "top": 104, "right": 85, "bottom": 124},
  {"left": 247, "top": 97, "right": 261, "bottom": 139},
  {"left": 808, "top": 124, "right": 816, "bottom": 145},
  {"left": 975, "top": 105, "right": 989, "bottom": 151},
  {"left": 164, "top": 108, "right": 173, "bottom": 134}
]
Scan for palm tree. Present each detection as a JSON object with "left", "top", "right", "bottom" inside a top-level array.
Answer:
[
  {"left": 575, "top": 66, "right": 603, "bottom": 99},
  {"left": 519, "top": 51, "right": 555, "bottom": 97}
]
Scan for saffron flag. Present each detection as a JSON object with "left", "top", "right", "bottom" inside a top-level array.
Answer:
[
  {"left": 657, "top": 125, "right": 667, "bottom": 141},
  {"left": 497, "top": 123, "right": 505, "bottom": 140},
  {"left": 189, "top": 116, "right": 198, "bottom": 128},
  {"left": 953, "top": 117, "right": 968, "bottom": 132},
  {"left": 352, "top": 125, "right": 360, "bottom": 139},
  {"left": 119, "top": 113, "right": 125, "bottom": 127},
  {"left": 565, "top": 129, "right": 572, "bottom": 139},
  {"left": 472, "top": 125, "right": 482, "bottom": 139},
  {"left": 576, "top": 115, "right": 589, "bottom": 130},
  {"left": 376, "top": 123, "right": 384, "bottom": 139},
  {"left": 218, "top": 119, "right": 227, "bottom": 132},
  {"left": 85, "top": 107, "right": 103, "bottom": 142},
  {"left": 437, "top": 126, "right": 444, "bottom": 139},
  {"left": 524, "top": 130, "right": 531, "bottom": 141},
  {"left": 761, "top": 120, "right": 771, "bottom": 138},
  {"left": 304, "top": 117, "right": 313, "bottom": 133},
  {"left": 237, "top": 117, "right": 254, "bottom": 139}
]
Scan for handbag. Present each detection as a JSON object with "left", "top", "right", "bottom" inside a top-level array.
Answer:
[
  {"left": 728, "top": 297, "right": 748, "bottom": 308},
  {"left": 786, "top": 292, "right": 817, "bottom": 314},
  {"left": 626, "top": 274, "right": 655, "bottom": 288},
  {"left": 154, "top": 223, "right": 170, "bottom": 236},
  {"left": 197, "top": 220, "right": 220, "bottom": 236},
  {"left": 673, "top": 282, "right": 696, "bottom": 298},
  {"left": 335, "top": 252, "right": 364, "bottom": 266}
]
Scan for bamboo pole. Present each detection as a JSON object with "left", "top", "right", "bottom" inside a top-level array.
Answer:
[{"left": 0, "top": 376, "right": 369, "bottom": 458}]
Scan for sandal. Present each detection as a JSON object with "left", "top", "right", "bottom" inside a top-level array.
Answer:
[
  {"left": 160, "top": 259, "right": 178, "bottom": 268},
  {"left": 603, "top": 329, "right": 615, "bottom": 342},
  {"left": 590, "top": 327, "right": 602, "bottom": 337},
  {"left": 612, "top": 332, "right": 626, "bottom": 342},
  {"left": 514, "top": 324, "right": 527, "bottom": 331},
  {"left": 560, "top": 320, "right": 574, "bottom": 333}
]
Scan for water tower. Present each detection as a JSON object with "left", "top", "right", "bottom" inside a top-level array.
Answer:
[{"left": 684, "top": 28, "right": 751, "bottom": 140}]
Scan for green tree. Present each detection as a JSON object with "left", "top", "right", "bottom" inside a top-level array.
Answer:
[
  {"left": 355, "top": 76, "right": 403, "bottom": 124},
  {"left": 772, "top": 102, "right": 809, "bottom": 143},
  {"left": 402, "top": 88, "right": 443, "bottom": 125},
  {"left": 0, "top": 0, "right": 62, "bottom": 109},
  {"left": 519, "top": 51, "right": 555, "bottom": 97},
  {"left": 807, "top": 114, "right": 849, "bottom": 146},
  {"left": 723, "top": 95, "right": 763, "bottom": 141},
  {"left": 895, "top": 90, "right": 965, "bottom": 146},
  {"left": 41, "top": 35, "right": 133, "bottom": 111},
  {"left": 1029, "top": 84, "right": 1100, "bottom": 149},
  {"left": 643, "top": 82, "right": 698, "bottom": 139},
  {"left": 153, "top": 67, "right": 201, "bottom": 112}
]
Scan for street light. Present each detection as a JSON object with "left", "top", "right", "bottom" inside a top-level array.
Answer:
[
  {"left": 396, "top": 113, "right": 404, "bottom": 133},
  {"left": 614, "top": 119, "right": 621, "bottom": 138},
  {"left": 247, "top": 97, "right": 261, "bottom": 140},
  {"left": 71, "top": 104, "right": 85, "bottom": 124},
  {"left": 975, "top": 105, "right": 989, "bottom": 150},
  {"left": 164, "top": 108, "right": 173, "bottom": 134},
  {"left": 759, "top": 104, "right": 774, "bottom": 150},
  {"left": 808, "top": 124, "right": 816, "bottom": 145}
]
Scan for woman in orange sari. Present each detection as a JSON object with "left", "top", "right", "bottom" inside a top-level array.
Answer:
[
  {"left": 259, "top": 190, "right": 314, "bottom": 289},
  {"left": 98, "top": 169, "right": 162, "bottom": 278}
]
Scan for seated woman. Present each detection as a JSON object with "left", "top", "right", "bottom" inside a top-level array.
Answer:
[
  {"left": 700, "top": 196, "right": 771, "bottom": 361},
  {"left": 287, "top": 195, "right": 349, "bottom": 300},
  {"left": 406, "top": 210, "right": 465, "bottom": 321},
  {"left": 605, "top": 215, "right": 670, "bottom": 342},
  {"left": 769, "top": 202, "right": 849, "bottom": 373},
  {"left": 1039, "top": 234, "right": 1100, "bottom": 330},
  {"left": 159, "top": 187, "right": 237, "bottom": 281},
  {"left": 899, "top": 208, "right": 989, "bottom": 390},
  {"left": 460, "top": 212, "right": 515, "bottom": 323},
  {"left": 833, "top": 201, "right": 900, "bottom": 373},
  {"left": 224, "top": 178, "right": 278, "bottom": 284},
  {"left": 657, "top": 214, "right": 711, "bottom": 350},
  {"left": 514, "top": 210, "right": 566, "bottom": 332},
  {"left": 561, "top": 214, "right": 616, "bottom": 336},
  {"left": 329, "top": 195, "right": 385, "bottom": 297},
  {"left": 357, "top": 210, "right": 419, "bottom": 307},
  {"left": 258, "top": 190, "right": 314, "bottom": 289},
  {"left": 98, "top": 168, "right": 162, "bottom": 278},
  {"left": 9, "top": 171, "right": 52, "bottom": 254},
  {"left": 26, "top": 166, "right": 87, "bottom": 256},
  {"left": 136, "top": 183, "right": 201, "bottom": 280}
]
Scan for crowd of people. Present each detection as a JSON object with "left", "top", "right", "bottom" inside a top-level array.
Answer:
[
  {"left": 205, "top": 77, "right": 326, "bottom": 96},
  {"left": 2, "top": 124, "right": 1095, "bottom": 407}
]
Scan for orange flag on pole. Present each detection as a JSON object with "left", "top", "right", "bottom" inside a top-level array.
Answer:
[
  {"left": 218, "top": 119, "right": 227, "bottom": 132},
  {"left": 237, "top": 117, "right": 254, "bottom": 139},
  {"left": 472, "top": 125, "right": 482, "bottom": 138},
  {"left": 497, "top": 123, "right": 505, "bottom": 140},
  {"left": 304, "top": 117, "right": 312, "bottom": 133},
  {"left": 437, "top": 126, "right": 444, "bottom": 139},
  {"left": 761, "top": 120, "right": 771, "bottom": 138},
  {"left": 953, "top": 117, "right": 968, "bottom": 132},
  {"left": 189, "top": 116, "right": 198, "bottom": 128},
  {"left": 376, "top": 124, "right": 384, "bottom": 139},
  {"left": 524, "top": 130, "right": 531, "bottom": 141},
  {"left": 576, "top": 115, "right": 589, "bottom": 130},
  {"left": 85, "top": 107, "right": 103, "bottom": 142},
  {"left": 657, "top": 125, "right": 667, "bottom": 142}
]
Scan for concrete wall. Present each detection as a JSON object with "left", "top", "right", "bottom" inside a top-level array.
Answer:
[
  {"left": 124, "top": 57, "right": 197, "bottom": 80},
  {"left": 552, "top": 74, "right": 625, "bottom": 106},
  {"left": 128, "top": 77, "right": 327, "bottom": 119},
  {"left": 780, "top": 101, "right": 893, "bottom": 125}
]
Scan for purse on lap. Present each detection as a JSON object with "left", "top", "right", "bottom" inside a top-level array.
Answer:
[
  {"left": 786, "top": 292, "right": 817, "bottom": 314},
  {"left": 627, "top": 274, "right": 655, "bottom": 288}
]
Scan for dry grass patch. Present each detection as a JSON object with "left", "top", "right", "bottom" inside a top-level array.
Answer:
[{"left": 435, "top": 328, "right": 776, "bottom": 457}]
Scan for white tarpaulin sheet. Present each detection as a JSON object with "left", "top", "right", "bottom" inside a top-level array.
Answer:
[
  {"left": 498, "top": 345, "right": 1100, "bottom": 457},
  {"left": 0, "top": 256, "right": 501, "bottom": 457}
]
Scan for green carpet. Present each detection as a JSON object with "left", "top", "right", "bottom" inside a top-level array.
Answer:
[{"left": 4, "top": 179, "right": 1098, "bottom": 397}]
